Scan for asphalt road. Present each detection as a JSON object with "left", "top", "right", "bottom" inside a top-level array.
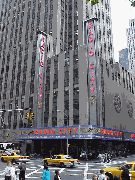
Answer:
[{"left": 0, "top": 155, "right": 135, "bottom": 180}]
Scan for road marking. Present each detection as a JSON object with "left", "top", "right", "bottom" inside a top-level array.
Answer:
[
  {"left": 25, "top": 167, "right": 43, "bottom": 178},
  {"left": 66, "top": 169, "right": 83, "bottom": 172},
  {"left": 84, "top": 163, "right": 88, "bottom": 180},
  {"left": 59, "top": 168, "right": 65, "bottom": 173},
  {"left": 69, "top": 174, "right": 82, "bottom": 176}
]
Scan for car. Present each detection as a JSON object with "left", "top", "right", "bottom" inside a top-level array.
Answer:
[
  {"left": 43, "top": 154, "right": 79, "bottom": 168},
  {"left": 1, "top": 152, "right": 30, "bottom": 163},
  {"left": 102, "top": 161, "right": 135, "bottom": 180}
]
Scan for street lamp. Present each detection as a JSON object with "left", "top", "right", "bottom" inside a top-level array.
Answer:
[{"left": 57, "top": 110, "right": 70, "bottom": 155}]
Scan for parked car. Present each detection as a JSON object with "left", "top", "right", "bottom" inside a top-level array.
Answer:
[
  {"left": 1, "top": 152, "right": 30, "bottom": 163},
  {"left": 102, "top": 161, "right": 135, "bottom": 179},
  {"left": 43, "top": 154, "right": 79, "bottom": 168}
]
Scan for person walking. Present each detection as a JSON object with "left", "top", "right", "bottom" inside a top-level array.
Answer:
[
  {"left": 98, "top": 169, "right": 107, "bottom": 180},
  {"left": 121, "top": 168, "right": 130, "bottom": 180},
  {"left": 11, "top": 163, "right": 16, "bottom": 180},
  {"left": 54, "top": 170, "right": 61, "bottom": 180},
  {"left": 5, "top": 161, "right": 12, "bottom": 180},
  {"left": 18, "top": 161, "right": 26, "bottom": 180},
  {"left": 42, "top": 165, "right": 50, "bottom": 180},
  {"left": 98, "top": 153, "right": 102, "bottom": 163}
]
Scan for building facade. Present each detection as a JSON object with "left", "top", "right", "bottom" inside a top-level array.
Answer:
[
  {"left": 0, "top": 0, "right": 114, "bottom": 132},
  {"left": 127, "top": 18, "right": 135, "bottom": 76},
  {"left": 0, "top": 0, "right": 135, "bottom": 156},
  {"left": 119, "top": 48, "right": 129, "bottom": 70}
]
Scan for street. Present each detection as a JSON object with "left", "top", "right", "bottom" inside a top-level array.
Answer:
[{"left": 0, "top": 154, "right": 135, "bottom": 180}]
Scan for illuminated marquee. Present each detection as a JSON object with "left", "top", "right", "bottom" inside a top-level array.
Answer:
[
  {"left": 38, "top": 35, "right": 46, "bottom": 109},
  {"left": 88, "top": 23, "right": 95, "bottom": 94}
]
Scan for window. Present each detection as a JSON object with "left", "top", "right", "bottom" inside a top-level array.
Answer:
[
  {"left": 10, "top": 91, "right": 13, "bottom": 98},
  {"left": 120, "top": 164, "right": 132, "bottom": 171},
  {"left": 56, "top": 156, "right": 61, "bottom": 159}
]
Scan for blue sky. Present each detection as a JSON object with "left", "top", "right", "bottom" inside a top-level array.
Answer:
[{"left": 110, "top": 0, "right": 135, "bottom": 62}]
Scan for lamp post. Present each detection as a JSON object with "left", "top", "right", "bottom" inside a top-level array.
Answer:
[{"left": 57, "top": 110, "right": 70, "bottom": 155}]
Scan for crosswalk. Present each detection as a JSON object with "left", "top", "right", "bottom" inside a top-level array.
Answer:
[{"left": 0, "top": 159, "right": 128, "bottom": 180}]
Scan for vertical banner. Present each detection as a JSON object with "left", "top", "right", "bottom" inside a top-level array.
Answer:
[
  {"left": 36, "top": 33, "right": 46, "bottom": 127},
  {"left": 84, "top": 18, "right": 98, "bottom": 125}
]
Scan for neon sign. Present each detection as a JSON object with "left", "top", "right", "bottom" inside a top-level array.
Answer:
[
  {"left": 88, "top": 23, "right": 95, "bottom": 94},
  {"left": 38, "top": 35, "right": 45, "bottom": 109}
]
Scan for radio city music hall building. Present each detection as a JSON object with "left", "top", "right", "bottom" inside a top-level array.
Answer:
[{"left": 1, "top": 0, "right": 135, "bottom": 156}]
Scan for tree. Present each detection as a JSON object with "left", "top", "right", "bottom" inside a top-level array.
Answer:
[
  {"left": 87, "top": 0, "right": 99, "bottom": 5},
  {"left": 129, "top": 0, "right": 135, "bottom": 7},
  {"left": 131, "top": 1, "right": 135, "bottom": 7}
]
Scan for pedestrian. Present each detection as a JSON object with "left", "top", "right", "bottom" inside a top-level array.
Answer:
[
  {"left": 5, "top": 161, "right": 12, "bottom": 180},
  {"left": 42, "top": 165, "right": 50, "bottom": 180},
  {"left": 98, "top": 169, "right": 107, "bottom": 180},
  {"left": 98, "top": 153, "right": 102, "bottom": 163},
  {"left": 105, "top": 172, "right": 113, "bottom": 180},
  {"left": 84, "top": 151, "right": 87, "bottom": 162},
  {"left": 18, "top": 160, "right": 26, "bottom": 180},
  {"left": 54, "top": 170, "right": 61, "bottom": 180},
  {"left": 11, "top": 162, "right": 16, "bottom": 180},
  {"left": 92, "top": 174, "right": 98, "bottom": 180},
  {"left": 121, "top": 167, "right": 130, "bottom": 180},
  {"left": 113, "top": 175, "right": 120, "bottom": 180}
]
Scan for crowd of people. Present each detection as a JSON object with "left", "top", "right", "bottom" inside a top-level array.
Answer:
[
  {"left": 5, "top": 160, "right": 26, "bottom": 180},
  {"left": 4, "top": 161, "right": 61, "bottom": 180}
]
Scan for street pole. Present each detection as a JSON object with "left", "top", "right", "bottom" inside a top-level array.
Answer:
[
  {"left": 67, "top": 127, "right": 68, "bottom": 155},
  {"left": 57, "top": 110, "right": 69, "bottom": 155}
]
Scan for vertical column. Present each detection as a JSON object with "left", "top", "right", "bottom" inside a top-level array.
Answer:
[
  {"left": 48, "top": 56, "right": 54, "bottom": 127},
  {"left": 69, "top": 50, "right": 73, "bottom": 126},
  {"left": 57, "top": 52, "right": 65, "bottom": 126},
  {"left": 79, "top": 45, "right": 88, "bottom": 125},
  {"left": 21, "top": 140, "right": 27, "bottom": 155},
  {"left": 35, "top": 33, "right": 46, "bottom": 128},
  {"left": 56, "top": 0, "right": 61, "bottom": 55}
]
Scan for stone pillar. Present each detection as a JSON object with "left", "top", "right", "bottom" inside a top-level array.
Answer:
[
  {"left": 21, "top": 140, "right": 27, "bottom": 155},
  {"left": 31, "top": 140, "right": 34, "bottom": 154}
]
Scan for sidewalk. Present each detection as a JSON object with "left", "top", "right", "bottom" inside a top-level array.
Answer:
[{"left": 80, "top": 154, "right": 135, "bottom": 164}]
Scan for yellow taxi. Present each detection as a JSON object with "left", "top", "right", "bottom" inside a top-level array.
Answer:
[
  {"left": 43, "top": 154, "right": 79, "bottom": 168},
  {"left": 1, "top": 152, "right": 30, "bottom": 163},
  {"left": 102, "top": 161, "right": 135, "bottom": 180}
]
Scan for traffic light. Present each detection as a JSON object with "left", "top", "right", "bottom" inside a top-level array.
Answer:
[
  {"left": 30, "top": 112, "right": 34, "bottom": 120},
  {"left": 69, "top": 129, "right": 71, "bottom": 135},
  {"left": 25, "top": 112, "right": 29, "bottom": 120}
]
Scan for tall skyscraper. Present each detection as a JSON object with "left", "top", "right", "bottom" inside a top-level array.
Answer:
[
  {"left": 127, "top": 19, "right": 135, "bottom": 75},
  {"left": 119, "top": 48, "right": 129, "bottom": 70},
  {"left": 0, "top": 0, "right": 114, "bottom": 133}
]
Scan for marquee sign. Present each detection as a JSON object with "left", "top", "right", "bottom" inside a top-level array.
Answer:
[
  {"left": 36, "top": 32, "right": 46, "bottom": 127},
  {"left": 19, "top": 125, "right": 123, "bottom": 140},
  {"left": 84, "top": 18, "right": 98, "bottom": 125},
  {"left": 38, "top": 35, "right": 46, "bottom": 108}
]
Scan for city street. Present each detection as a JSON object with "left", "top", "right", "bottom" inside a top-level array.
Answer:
[{"left": 0, "top": 155, "right": 135, "bottom": 180}]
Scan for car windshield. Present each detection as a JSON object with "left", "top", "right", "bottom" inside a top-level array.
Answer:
[
  {"left": 120, "top": 164, "right": 133, "bottom": 170},
  {"left": 64, "top": 156, "right": 72, "bottom": 159}
]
